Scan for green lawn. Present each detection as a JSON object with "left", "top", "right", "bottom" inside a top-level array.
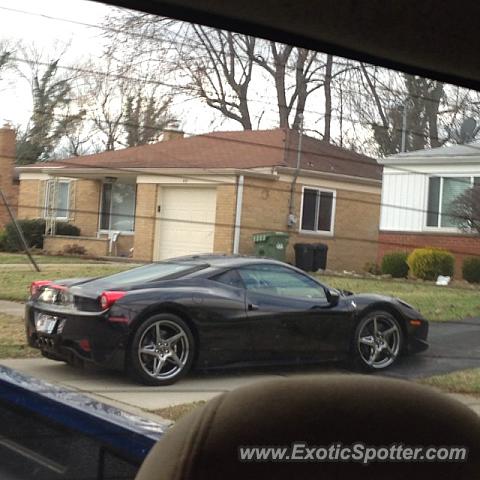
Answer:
[
  {"left": 0, "top": 314, "right": 40, "bottom": 359},
  {"left": 0, "top": 264, "right": 132, "bottom": 302},
  {"left": 317, "top": 275, "right": 480, "bottom": 322},
  {"left": 0, "top": 262, "right": 478, "bottom": 321},
  {"left": 0, "top": 253, "right": 108, "bottom": 264},
  {"left": 420, "top": 369, "right": 480, "bottom": 395}
]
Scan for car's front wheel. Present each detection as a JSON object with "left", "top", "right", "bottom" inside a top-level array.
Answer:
[
  {"left": 352, "top": 311, "right": 403, "bottom": 371},
  {"left": 129, "top": 313, "right": 195, "bottom": 386}
]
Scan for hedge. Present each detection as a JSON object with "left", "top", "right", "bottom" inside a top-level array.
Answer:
[
  {"left": 407, "top": 247, "right": 455, "bottom": 280},
  {"left": 381, "top": 251, "right": 409, "bottom": 278},
  {"left": 1, "top": 219, "right": 80, "bottom": 252}
]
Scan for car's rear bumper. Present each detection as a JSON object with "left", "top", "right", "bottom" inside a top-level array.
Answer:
[{"left": 25, "top": 302, "right": 128, "bottom": 370}]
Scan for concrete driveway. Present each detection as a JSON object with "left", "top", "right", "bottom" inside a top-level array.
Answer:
[{"left": 2, "top": 318, "right": 480, "bottom": 415}]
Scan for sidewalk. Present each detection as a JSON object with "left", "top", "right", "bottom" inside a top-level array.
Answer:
[{"left": 0, "top": 299, "right": 24, "bottom": 316}]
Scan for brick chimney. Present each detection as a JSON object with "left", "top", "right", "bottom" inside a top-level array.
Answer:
[
  {"left": 0, "top": 124, "right": 17, "bottom": 229},
  {"left": 162, "top": 121, "right": 184, "bottom": 142}
]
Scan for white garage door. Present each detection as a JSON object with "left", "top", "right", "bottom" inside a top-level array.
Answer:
[{"left": 156, "top": 187, "right": 217, "bottom": 260}]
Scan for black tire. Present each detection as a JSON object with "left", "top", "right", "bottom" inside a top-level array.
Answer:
[
  {"left": 128, "top": 313, "right": 195, "bottom": 386},
  {"left": 351, "top": 310, "right": 403, "bottom": 371}
]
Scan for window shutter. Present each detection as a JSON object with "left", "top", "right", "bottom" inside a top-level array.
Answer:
[{"left": 68, "top": 180, "right": 76, "bottom": 222}]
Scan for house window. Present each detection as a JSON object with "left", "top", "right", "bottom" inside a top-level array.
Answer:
[
  {"left": 44, "top": 180, "right": 70, "bottom": 220},
  {"left": 100, "top": 182, "right": 136, "bottom": 232},
  {"left": 300, "top": 187, "right": 335, "bottom": 233},
  {"left": 426, "top": 176, "right": 478, "bottom": 228}
]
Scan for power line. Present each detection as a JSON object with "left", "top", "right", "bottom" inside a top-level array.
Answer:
[
  {"left": 17, "top": 110, "right": 480, "bottom": 194},
  {"left": 12, "top": 199, "right": 480, "bottom": 260},
  {"left": 8, "top": 51, "right": 479, "bottom": 162},
  {"left": 1, "top": 3, "right": 477, "bottom": 111}
]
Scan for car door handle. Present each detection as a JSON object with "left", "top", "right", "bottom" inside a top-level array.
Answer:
[{"left": 248, "top": 303, "right": 259, "bottom": 311}]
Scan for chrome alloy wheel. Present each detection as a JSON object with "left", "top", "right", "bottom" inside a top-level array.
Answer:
[
  {"left": 357, "top": 315, "right": 401, "bottom": 369},
  {"left": 137, "top": 319, "right": 190, "bottom": 380}
]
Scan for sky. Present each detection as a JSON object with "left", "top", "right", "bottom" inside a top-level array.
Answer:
[
  {"left": 0, "top": 0, "right": 304, "bottom": 138},
  {"left": 0, "top": 0, "right": 114, "bottom": 126},
  {"left": 0, "top": 0, "right": 340, "bottom": 150}
]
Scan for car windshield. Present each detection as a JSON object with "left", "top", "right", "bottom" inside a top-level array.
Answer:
[{"left": 1, "top": 0, "right": 480, "bottom": 478}]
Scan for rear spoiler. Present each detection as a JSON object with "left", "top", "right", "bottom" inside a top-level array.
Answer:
[{"left": 0, "top": 366, "right": 170, "bottom": 479}]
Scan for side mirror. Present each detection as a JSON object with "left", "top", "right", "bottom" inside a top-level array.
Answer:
[{"left": 325, "top": 288, "right": 340, "bottom": 307}]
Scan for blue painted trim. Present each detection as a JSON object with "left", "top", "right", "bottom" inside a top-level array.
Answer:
[{"left": 0, "top": 366, "right": 170, "bottom": 463}]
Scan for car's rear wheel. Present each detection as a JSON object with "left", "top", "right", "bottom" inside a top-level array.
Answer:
[
  {"left": 129, "top": 313, "right": 194, "bottom": 386},
  {"left": 352, "top": 311, "right": 403, "bottom": 371}
]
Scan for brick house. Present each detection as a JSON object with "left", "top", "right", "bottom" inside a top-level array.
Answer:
[
  {"left": 15, "top": 127, "right": 382, "bottom": 271},
  {"left": 0, "top": 126, "right": 18, "bottom": 229},
  {"left": 378, "top": 142, "right": 480, "bottom": 277}
]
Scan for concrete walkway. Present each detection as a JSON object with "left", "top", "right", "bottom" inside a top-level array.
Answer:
[
  {"left": 2, "top": 357, "right": 480, "bottom": 418},
  {"left": 0, "top": 300, "right": 24, "bottom": 316}
]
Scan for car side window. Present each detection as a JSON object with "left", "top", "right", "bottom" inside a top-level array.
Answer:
[
  {"left": 212, "top": 269, "right": 245, "bottom": 289},
  {"left": 238, "top": 265, "right": 327, "bottom": 300}
]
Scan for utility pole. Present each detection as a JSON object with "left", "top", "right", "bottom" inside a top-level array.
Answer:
[
  {"left": 401, "top": 99, "right": 414, "bottom": 152},
  {"left": 401, "top": 102, "right": 408, "bottom": 152}
]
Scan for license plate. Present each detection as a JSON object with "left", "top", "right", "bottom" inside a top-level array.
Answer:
[{"left": 35, "top": 313, "right": 58, "bottom": 334}]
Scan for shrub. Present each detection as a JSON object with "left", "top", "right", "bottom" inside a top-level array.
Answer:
[
  {"left": 62, "top": 244, "right": 86, "bottom": 255},
  {"left": 2, "top": 219, "right": 80, "bottom": 252},
  {"left": 56, "top": 222, "right": 81, "bottom": 237},
  {"left": 364, "top": 261, "right": 381, "bottom": 275},
  {"left": 0, "top": 230, "right": 7, "bottom": 251},
  {"left": 3, "top": 219, "right": 46, "bottom": 251},
  {"left": 381, "top": 251, "right": 409, "bottom": 278},
  {"left": 407, "top": 247, "right": 455, "bottom": 280},
  {"left": 462, "top": 257, "right": 480, "bottom": 283}
]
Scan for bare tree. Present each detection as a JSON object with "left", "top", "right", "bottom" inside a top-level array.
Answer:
[
  {"left": 449, "top": 184, "right": 480, "bottom": 234},
  {"left": 323, "top": 54, "right": 333, "bottom": 142},
  {"left": 253, "top": 44, "right": 325, "bottom": 129},
  {"left": 15, "top": 49, "right": 85, "bottom": 164},
  {"left": 124, "top": 90, "right": 172, "bottom": 147},
  {"left": 348, "top": 65, "right": 449, "bottom": 155},
  {"left": 183, "top": 26, "right": 255, "bottom": 130},
  {"left": 85, "top": 57, "right": 133, "bottom": 151},
  {"left": 0, "top": 42, "right": 12, "bottom": 76}
]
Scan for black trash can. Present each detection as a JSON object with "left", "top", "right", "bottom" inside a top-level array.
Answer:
[
  {"left": 313, "top": 243, "right": 329, "bottom": 271},
  {"left": 294, "top": 243, "right": 315, "bottom": 271}
]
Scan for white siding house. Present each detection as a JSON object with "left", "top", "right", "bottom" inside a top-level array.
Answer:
[{"left": 377, "top": 143, "right": 480, "bottom": 277}]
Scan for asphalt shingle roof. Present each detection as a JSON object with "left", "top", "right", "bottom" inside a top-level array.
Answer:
[{"left": 22, "top": 129, "right": 381, "bottom": 181}]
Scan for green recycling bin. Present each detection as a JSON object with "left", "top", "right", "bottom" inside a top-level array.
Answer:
[{"left": 252, "top": 232, "right": 289, "bottom": 262}]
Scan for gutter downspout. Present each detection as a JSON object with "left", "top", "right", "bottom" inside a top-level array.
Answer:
[
  {"left": 233, "top": 174, "right": 244, "bottom": 254},
  {"left": 288, "top": 114, "right": 304, "bottom": 226}
]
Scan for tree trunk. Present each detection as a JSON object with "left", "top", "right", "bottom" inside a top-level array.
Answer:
[
  {"left": 323, "top": 54, "right": 333, "bottom": 142},
  {"left": 426, "top": 82, "right": 444, "bottom": 148}
]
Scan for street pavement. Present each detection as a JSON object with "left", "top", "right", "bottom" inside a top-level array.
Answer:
[{"left": 1, "top": 298, "right": 480, "bottom": 415}]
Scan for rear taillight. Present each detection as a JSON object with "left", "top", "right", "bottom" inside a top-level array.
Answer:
[
  {"left": 100, "top": 291, "right": 126, "bottom": 310},
  {"left": 30, "top": 280, "right": 53, "bottom": 296}
]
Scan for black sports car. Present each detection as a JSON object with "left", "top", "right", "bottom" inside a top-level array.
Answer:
[{"left": 25, "top": 255, "right": 428, "bottom": 385}]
